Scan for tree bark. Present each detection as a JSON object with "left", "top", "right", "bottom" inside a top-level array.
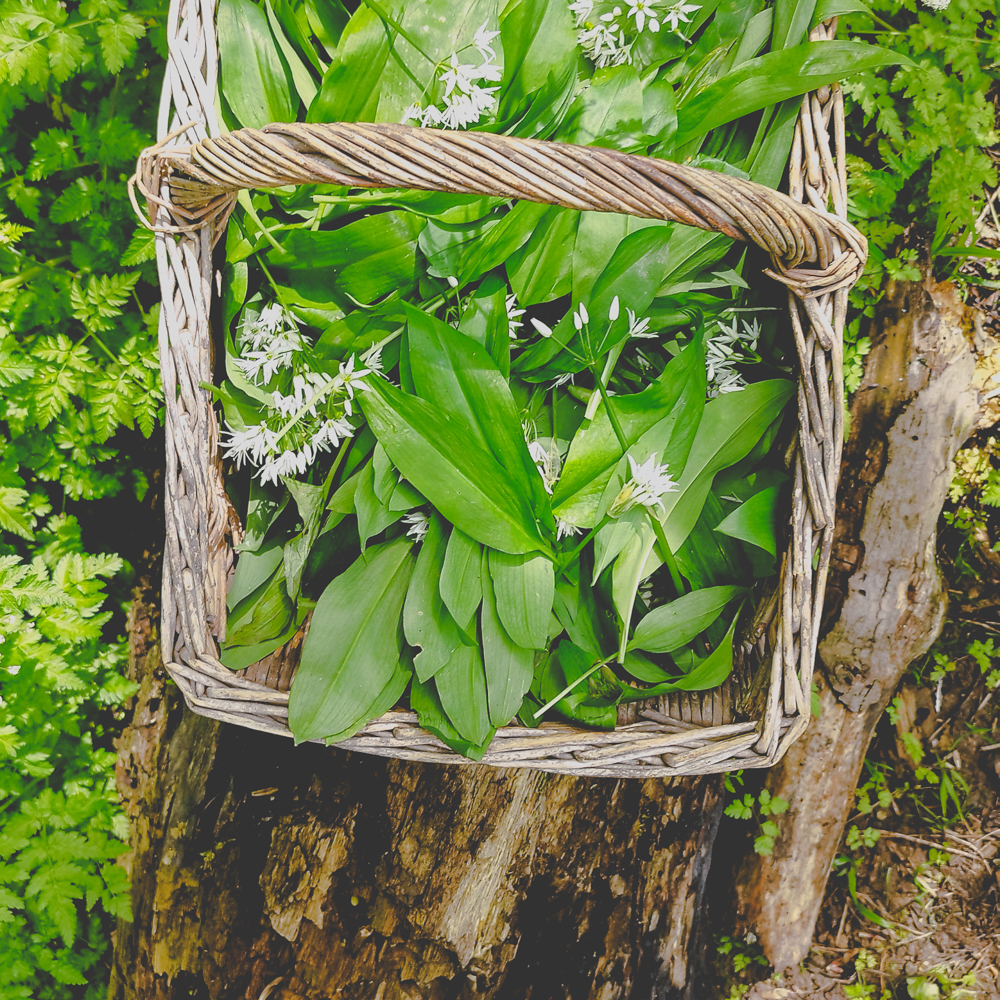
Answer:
[
  {"left": 729, "top": 265, "right": 983, "bottom": 971},
  {"left": 112, "top": 579, "right": 725, "bottom": 999}
]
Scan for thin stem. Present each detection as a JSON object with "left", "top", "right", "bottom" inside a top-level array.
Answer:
[
  {"left": 361, "top": 0, "right": 435, "bottom": 62},
  {"left": 533, "top": 657, "right": 611, "bottom": 719},
  {"left": 556, "top": 520, "right": 602, "bottom": 576},
  {"left": 593, "top": 367, "right": 628, "bottom": 454}
]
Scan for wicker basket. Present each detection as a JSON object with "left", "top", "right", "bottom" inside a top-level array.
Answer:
[{"left": 133, "top": 0, "right": 865, "bottom": 778}]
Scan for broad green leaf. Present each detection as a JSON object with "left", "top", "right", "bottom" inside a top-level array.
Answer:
[
  {"left": 307, "top": 4, "right": 391, "bottom": 122},
  {"left": 404, "top": 514, "right": 466, "bottom": 681},
  {"left": 227, "top": 541, "right": 283, "bottom": 610},
  {"left": 674, "top": 492, "right": 750, "bottom": 592},
  {"left": 410, "top": 676, "right": 495, "bottom": 760},
  {"left": 812, "top": 0, "right": 873, "bottom": 22},
  {"left": 497, "top": 0, "right": 576, "bottom": 115},
  {"left": 660, "top": 379, "right": 794, "bottom": 550},
  {"left": 225, "top": 564, "right": 293, "bottom": 647},
  {"left": 458, "top": 201, "right": 551, "bottom": 285},
  {"left": 264, "top": 0, "right": 318, "bottom": 106},
  {"left": 676, "top": 41, "right": 907, "bottom": 143},
  {"left": 629, "top": 585, "right": 745, "bottom": 653},
  {"left": 404, "top": 305, "right": 543, "bottom": 508},
  {"left": 269, "top": 213, "right": 425, "bottom": 304},
  {"left": 218, "top": 0, "right": 296, "bottom": 128},
  {"left": 288, "top": 538, "right": 414, "bottom": 741},
  {"left": 439, "top": 526, "right": 483, "bottom": 631},
  {"left": 360, "top": 379, "right": 547, "bottom": 554},
  {"left": 611, "top": 515, "right": 657, "bottom": 660},
  {"left": 220, "top": 600, "right": 311, "bottom": 670},
  {"left": 488, "top": 549, "right": 554, "bottom": 650},
  {"left": 282, "top": 475, "right": 330, "bottom": 597},
  {"left": 559, "top": 63, "right": 644, "bottom": 150},
  {"left": 772, "top": 0, "right": 818, "bottom": 50},
  {"left": 373, "top": 0, "right": 502, "bottom": 125},
  {"left": 435, "top": 642, "right": 492, "bottom": 745},
  {"left": 715, "top": 484, "right": 783, "bottom": 557},
  {"left": 553, "top": 563, "right": 614, "bottom": 658},
  {"left": 354, "top": 459, "right": 403, "bottom": 550},
  {"left": 624, "top": 613, "right": 738, "bottom": 696},
  {"left": 325, "top": 656, "right": 411, "bottom": 745},
  {"left": 305, "top": 0, "right": 349, "bottom": 58},
  {"left": 591, "top": 513, "right": 642, "bottom": 584},
  {"left": 507, "top": 206, "right": 577, "bottom": 305},
  {"left": 480, "top": 561, "right": 534, "bottom": 727}
]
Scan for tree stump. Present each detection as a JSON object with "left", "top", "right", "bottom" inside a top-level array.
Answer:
[{"left": 112, "top": 577, "right": 724, "bottom": 999}]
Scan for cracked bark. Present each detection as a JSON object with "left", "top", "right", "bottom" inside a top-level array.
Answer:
[
  {"left": 111, "top": 578, "right": 724, "bottom": 1000},
  {"left": 729, "top": 262, "right": 983, "bottom": 971}
]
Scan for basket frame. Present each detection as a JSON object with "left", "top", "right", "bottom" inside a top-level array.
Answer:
[{"left": 137, "top": 0, "right": 864, "bottom": 778}]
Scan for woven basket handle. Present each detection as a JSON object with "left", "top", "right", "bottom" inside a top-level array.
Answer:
[{"left": 134, "top": 120, "right": 865, "bottom": 301}]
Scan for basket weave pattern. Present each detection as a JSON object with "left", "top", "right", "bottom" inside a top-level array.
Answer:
[{"left": 136, "top": 0, "right": 864, "bottom": 777}]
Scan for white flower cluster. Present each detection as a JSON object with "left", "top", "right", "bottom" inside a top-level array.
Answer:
[
  {"left": 706, "top": 315, "right": 760, "bottom": 397},
  {"left": 609, "top": 453, "right": 679, "bottom": 516},
  {"left": 401, "top": 511, "right": 430, "bottom": 543},
  {"left": 222, "top": 303, "right": 371, "bottom": 486},
  {"left": 919, "top": 0, "right": 949, "bottom": 9},
  {"left": 569, "top": 0, "right": 700, "bottom": 67},
  {"left": 404, "top": 22, "right": 502, "bottom": 130}
]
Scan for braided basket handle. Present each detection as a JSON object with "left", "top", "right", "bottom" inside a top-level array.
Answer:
[{"left": 135, "top": 120, "right": 865, "bottom": 303}]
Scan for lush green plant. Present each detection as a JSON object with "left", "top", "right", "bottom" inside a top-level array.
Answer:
[
  {"left": 0, "top": 0, "right": 165, "bottom": 994},
  {"left": 841, "top": 0, "right": 999, "bottom": 311},
  {"left": 215, "top": 0, "right": 897, "bottom": 755},
  {"left": 724, "top": 770, "right": 789, "bottom": 854}
]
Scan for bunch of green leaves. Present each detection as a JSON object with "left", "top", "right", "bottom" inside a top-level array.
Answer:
[
  {"left": 0, "top": 514, "right": 135, "bottom": 997},
  {"left": 215, "top": 0, "right": 896, "bottom": 756},
  {"left": 0, "top": 0, "right": 167, "bottom": 994},
  {"left": 841, "top": 0, "right": 999, "bottom": 310}
]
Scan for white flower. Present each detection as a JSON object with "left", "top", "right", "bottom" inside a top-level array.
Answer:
[
  {"left": 259, "top": 448, "right": 305, "bottom": 486},
  {"left": 530, "top": 317, "right": 554, "bottom": 338},
  {"left": 557, "top": 519, "right": 581, "bottom": 540},
  {"left": 662, "top": 1, "right": 700, "bottom": 32},
  {"left": 472, "top": 20, "right": 501, "bottom": 62},
  {"left": 446, "top": 275, "right": 459, "bottom": 288},
  {"left": 919, "top": 0, "right": 949, "bottom": 8},
  {"left": 608, "top": 295, "right": 620, "bottom": 322},
  {"left": 578, "top": 302, "right": 589, "bottom": 324},
  {"left": 506, "top": 293, "right": 526, "bottom": 339},
  {"left": 526, "top": 433, "right": 562, "bottom": 494},
  {"left": 440, "top": 52, "right": 480, "bottom": 97},
  {"left": 405, "top": 35, "right": 502, "bottom": 131},
  {"left": 628, "top": 0, "right": 660, "bottom": 32},
  {"left": 402, "top": 511, "right": 430, "bottom": 543},
  {"left": 332, "top": 355, "right": 372, "bottom": 412},
  {"left": 609, "top": 453, "right": 679, "bottom": 516},
  {"left": 577, "top": 21, "right": 632, "bottom": 68},
  {"left": 549, "top": 371, "right": 576, "bottom": 389},
  {"left": 234, "top": 303, "right": 308, "bottom": 384},
  {"left": 569, "top": 0, "right": 594, "bottom": 21},
  {"left": 626, "top": 307, "right": 656, "bottom": 339},
  {"left": 706, "top": 316, "right": 759, "bottom": 396},
  {"left": 222, "top": 422, "right": 277, "bottom": 469}
]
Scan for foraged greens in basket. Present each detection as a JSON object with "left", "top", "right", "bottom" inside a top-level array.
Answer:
[{"left": 213, "top": 0, "right": 894, "bottom": 756}]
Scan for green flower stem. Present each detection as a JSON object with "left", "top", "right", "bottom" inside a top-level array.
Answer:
[
  {"left": 238, "top": 190, "right": 284, "bottom": 253},
  {"left": 533, "top": 656, "right": 612, "bottom": 719},
  {"left": 361, "top": 0, "right": 435, "bottom": 63},
  {"left": 556, "top": 520, "right": 602, "bottom": 576},
  {"left": 592, "top": 365, "right": 629, "bottom": 455},
  {"left": 651, "top": 513, "right": 687, "bottom": 596}
]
